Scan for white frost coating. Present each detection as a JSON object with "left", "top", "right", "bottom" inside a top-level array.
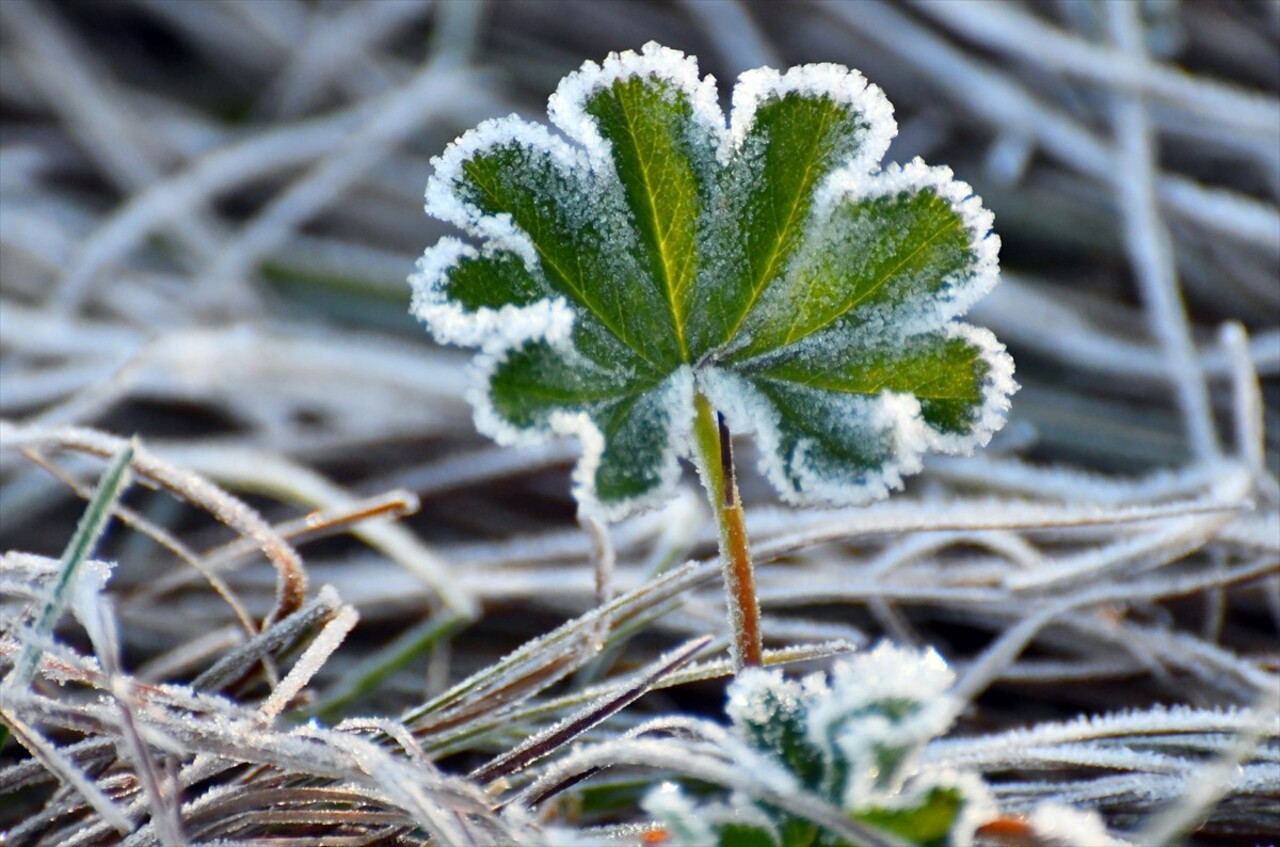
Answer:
[
  {"left": 409, "top": 236, "right": 576, "bottom": 350},
  {"left": 729, "top": 62, "right": 896, "bottom": 168},
  {"left": 814, "top": 156, "right": 1002, "bottom": 335},
  {"left": 408, "top": 238, "right": 574, "bottom": 349},
  {"left": 927, "top": 322, "right": 1019, "bottom": 456},
  {"left": 806, "top": 642, "right": 959, "bottom": 802},
  {"left": 424, "top": 115, "right": 585, "bottom": 265},
  {"left": 642, "top": 782, "right": 716, "bottom": 847},
  {"left": 824, "top": 641, "right": 956, "bottom": 708},
  {"left": 725, "top": 667, "right": 801, "bottom": 729},
  {"left": 469, "top": 348, "right": 694, "bottom": 521},
  {"left": 1027, "top": 802, "right": 1130, "bottom": 846},
  {"left": 699, "top": 368, "right": 929, "bottom": 507},
  {"left": 549, "top": 41, "right": 728, "bottom": 164}
]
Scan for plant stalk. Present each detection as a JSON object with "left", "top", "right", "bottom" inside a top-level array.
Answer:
[{"left": 691, "top": 393, "right": 763, "bottom": 671}]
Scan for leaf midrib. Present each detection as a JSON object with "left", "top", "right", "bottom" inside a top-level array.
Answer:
[
  {"left": 754, "top": 353, "right": 979, "bottom": 400},
  {"left": 721, "top": 102, "right": 837, "bottom": 348},
  {"left": 611, "top": 86, "right": 692, "bottom": 362},
  {"left": 504, "top": 376, "right": 663, "bottom": 406},
  {"left": 780, "top": 210, "right": 964, "bottom": 349},
  {"left": 466, "top": 160, "right": 664, "bottom": 374}
]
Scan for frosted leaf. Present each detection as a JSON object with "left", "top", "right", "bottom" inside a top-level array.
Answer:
[
  {"left": 642, "top": 782, "right": 717, "bottom": 846},
  {"left": 409, "top": 41, "right": 1014, "bottom": 518},
  {"left": 726, "top": 667, "right": 828, "bottom": 790},
  {"left": 663, "top": 646, "right": 1003, "bottom": 846},
  {"left": 725, "top": 646, "right": 960, "bottom": 801},
  {"left": 805, "top": 642, "right": 959, "bottom": 804},
  {"left": 1026, "top": 802, "right": 1130, "bottom": 846}
]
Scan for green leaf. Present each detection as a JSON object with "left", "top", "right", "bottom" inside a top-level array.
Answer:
[
  {"left": 654, "top": 648, "right": 991, "bottom": 847},
  {"left": 854, "top": 786, "right": 965, "bottom": 847},
  {"left": 410, "top": 42, "right": 1014, "bottom": 518},
  {"left": 701, "top": 67, "right": 891, "bottom": 355},
  {"left": 484, "top": 339, "right": 691, "bottom": 514},
  {"left": 581, "top": 73, "right": 716, "bottom": 361},
  {"left": 729, "top": 669, "right": 827, "bottom": 793},
  {"left": 721, "top": 823, "right": 783, "bottom": 847},
  {"left": 439, "top": 243, "right": 545, "bottom": 312},
  {"left": 731, "top": 180, "right": 985, "bottom": 360}
]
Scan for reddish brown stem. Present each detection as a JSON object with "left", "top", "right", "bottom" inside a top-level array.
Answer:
[{"left": 692, "top": 394, "right": 763, "bottom": 671}]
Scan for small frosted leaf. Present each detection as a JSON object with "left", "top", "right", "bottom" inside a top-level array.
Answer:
[
  {"left": 1025, "top": 803, "right": 1130, "bottom": 847},
  {"left": 726, "top": 668, "right": 827, "bottom": 790},
  {"left": 805, "top": 642, "right": 959, "bottom": 802},
  {"left": 855, "top": 785, "right": 964, "bottom": 847},
  {"left": 642, "top": 783, "right": 717, "bottom": 847},
  {"left": 410, "top": 41, "right": 1013, "bottom": 519},
  {"left": 675, "top": 648, "right": 1002, "bottom": 846}
]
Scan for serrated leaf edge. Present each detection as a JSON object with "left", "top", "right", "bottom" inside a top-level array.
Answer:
[
  {"left": 809, "top": 157, "right": 1002, "bottom": 339},
  {"left": 468, "top": 342, "right": 695, "bottom": 521},
  {"left": 700, "top": 323, "right": 1016, "bottom": 508},
  {"left": 923, "top": 322, "right": 1017, "bottom": 456},
  {"left": 728, "top": 61, "right": 896, "bottom": 169},
  {"left": 547, "top": 40, "right": 727, "bottom": 168},
  {"left": 409, "top": 237, "right": 575, "bottom": 349},
  {"left": 425, "top": 116, "right": 583, "bottom": 270}
]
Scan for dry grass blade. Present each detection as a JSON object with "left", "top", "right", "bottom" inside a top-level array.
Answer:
[
  {"left": 470, "top": 635, "right": 712, "bottom": 786},
  {"left": 0, "top": 422, "right": 307, "bottom": 627}
]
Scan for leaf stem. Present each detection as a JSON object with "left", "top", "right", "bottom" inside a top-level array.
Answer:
[{"left": 691, "top": 393, "right": 763, "bottom": 671}]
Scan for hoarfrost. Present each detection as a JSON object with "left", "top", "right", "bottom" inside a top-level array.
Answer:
[
  {"left": 1026, "top": 802, "right": 1131, "bottom": 846},
  {"left": 828, "top": 641, "right": 956, "bottom": 706},
  {"left": 812, "top": 157, "right": 1003, "bottom": 338},
  {"left": 729, "top": 62, "right": 896, "bottom": 170},
  {"left": 725, "top": 666, "right": 803, "bottom": 732},
  {"left": 408, "top": 237, "right": 574, "bottom": 349},
  {"left": 424, "top": 116, "right": 581, "bottom": 265},
  {"left": 549, "top": 41, "right": 727, "bottom": 166},
  {"left": 642, "top": 782, "right": 716, "bottom": 846},
  {"left": 806, "top": 642, "right": 958, "bottom": 801}
]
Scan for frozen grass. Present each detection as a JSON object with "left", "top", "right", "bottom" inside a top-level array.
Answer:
[{"left": 1, "top": 1, "right": 1276, "bottom": 845}]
